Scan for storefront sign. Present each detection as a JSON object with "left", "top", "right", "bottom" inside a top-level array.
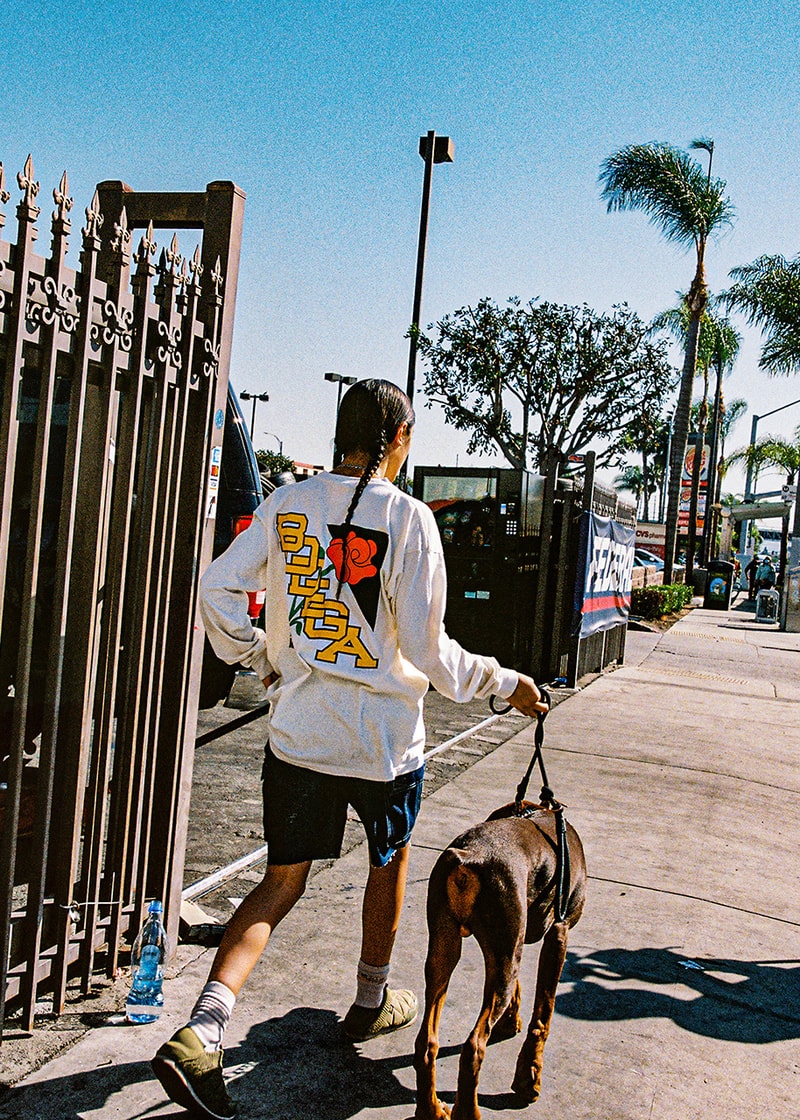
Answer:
[{"left": 678, "top": 434, "right": 710, "bottom": 533}]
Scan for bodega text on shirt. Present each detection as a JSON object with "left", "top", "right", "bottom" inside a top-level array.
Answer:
[{"left": 277, "top": 512, "right": 379, "bottom": 668}]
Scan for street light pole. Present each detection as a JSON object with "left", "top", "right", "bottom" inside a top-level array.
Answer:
[
  {"left": 405, "top": 131, "right": 454, "bottom": 410},
  {"left": 324, "top": 372, "right": 357, "bottom": 466},
  {"left": 239, "top": 390, "right": 270, "bottom": 438},
  {"left": 263, "top": 431, "right": 283, "bottom": 455},
  {"left": 398, "top": 130, "right": 453, "bottom": 488}
]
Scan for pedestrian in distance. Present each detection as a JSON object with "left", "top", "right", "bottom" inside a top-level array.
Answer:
[
  {"left": 151, "top": 378, "right": 547, "bottom": 1120},
  {"left": 745, "top": 554, "right": 758, "bottom": 601},
  {"left": 756, "top": 554, "right": 776, "bottom": 591}
]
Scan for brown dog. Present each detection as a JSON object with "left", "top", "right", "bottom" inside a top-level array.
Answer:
[{"left": 413, "top": 801, "right": 586, "bottom": 1119}]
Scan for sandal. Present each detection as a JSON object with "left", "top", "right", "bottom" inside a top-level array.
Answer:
[{"left": 343, "top": 986, "right": 418, "bottom": 1041}]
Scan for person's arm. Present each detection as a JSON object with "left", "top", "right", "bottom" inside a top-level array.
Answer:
[
  {"left": 199, "top": 504, "right": 275, "bottom": 683},
  {"left": 504, "top": 674, "right": 548, "bottom": 715}
]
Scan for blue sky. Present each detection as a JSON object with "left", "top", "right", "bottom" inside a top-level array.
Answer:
[{"left": 4, "top": 0, "right": 800, "bottom": 495}]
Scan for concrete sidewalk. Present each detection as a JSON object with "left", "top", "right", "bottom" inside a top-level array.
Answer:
[{"left": 3, "top": 600, "right": 799, "bottom": 1119}]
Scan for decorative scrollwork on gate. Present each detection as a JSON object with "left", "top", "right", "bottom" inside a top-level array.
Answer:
[
  {"left": 202, "top": 335, "right": 220, "bottom": 380},
  {"left": 17, "top": 154, "right": 40, "bottom": 212},
  {"left": 189, "top": 243, "right": 203, "bottom": 283},
  {"left": 110, "top": 207, "right": 132, "bottom": 258},
  {"left": 27, "top": 275, "right": 81, "bottom": 333},
  {"left": 82, "top": 189, "right": 104, "bottom": 241},
  {"left": 156, "top": 319, "right": 182, "bottom": 371},
  {"left": 210, "top": 256, "right": 223, "bottom": 300},
  {"left": 134, "top": 219, "right": 156, "bottom": 264},
  {"left": 166, "top": 233, "right": 183, "bottom": 275},
  {"left": 91, "top": 298, "right": 134, "bottom": 352},
  {"left": 52, "top": 171, "right": 73, "bottom": 224}
]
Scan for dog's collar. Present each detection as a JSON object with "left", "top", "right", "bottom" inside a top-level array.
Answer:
[{"left": 514, "top": 802, "right": 556, "bottom": 820}]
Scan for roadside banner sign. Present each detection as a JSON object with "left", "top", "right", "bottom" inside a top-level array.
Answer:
[
  {"left": 678, "top": 434, "right": 710, "bottom": 532},
  {"left": 574, "top": 512, "right": 636, "bottom": 637}
]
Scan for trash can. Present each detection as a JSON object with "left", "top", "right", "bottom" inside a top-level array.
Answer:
[
  {"left": 755, "top": 587, "right": 780, "bottom": 622},
  {"left": 703, "top": 560, "right": 735, "bottom": 610}
]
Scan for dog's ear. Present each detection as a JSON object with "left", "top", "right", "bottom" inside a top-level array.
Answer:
[{"left": 486, "top": 802, "right": 518, "bottom": 821}]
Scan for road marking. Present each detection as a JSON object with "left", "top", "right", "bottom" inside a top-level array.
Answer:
[
  {"left": 182, "top": 710, "right": 520, "bottom": 902},
  {"left": 667, "top": 629, "right": 750, "bottom": 644},
  {"left": 641, "top": 664, "right": 757, "bottom": 686}
]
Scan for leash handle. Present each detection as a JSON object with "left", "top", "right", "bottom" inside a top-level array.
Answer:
[{"left": 490, "top": 682, "right": 551, "bottom": 718}]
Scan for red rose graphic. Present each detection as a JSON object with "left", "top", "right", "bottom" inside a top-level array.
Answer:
[{"left": 326, "top": 531, "right": 378, "bottom": 586}]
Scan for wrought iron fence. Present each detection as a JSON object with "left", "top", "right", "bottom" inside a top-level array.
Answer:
[
  {"left": 0, "top": 157, "right": 244, "bottom": 1038},
  {"left": 531, "top": 452, "right": 637, "bottom": 686}
]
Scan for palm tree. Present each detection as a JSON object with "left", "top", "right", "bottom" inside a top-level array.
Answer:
[
  {"left": 706, "top": 395, "right": 747, "bottom": 558},
  {"left": 616, "top": 406, "right": 672, "bottom": 522},
  {"left": 724, "top": 254, "right": 800, "bottom": 375},
  {"left": 718, "top": 397, "right": 748, "bottom": 463},
  {"left": 725, "top": 428, "right": 800, "bottom": 582},
  {"left": 613, "top": 465, "right": 656, "bottom": 519},
  {"left": 701, "top": 315, "right": 741, "bottom": 562},
  {"left": 599, "top": 139, "right": 734, "bottom": 582},
  {"left": 717, "top": 490, "right": 744, "bottom": 554},
  {"left": 650, "top": 300, "right": 740, "bottom": 571},
  {"left": 651, "top": 299, "right": 714, "bottom": 579}
]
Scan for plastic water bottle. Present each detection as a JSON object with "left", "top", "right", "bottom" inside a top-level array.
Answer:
[{"left": 126, "top": 900, "right": 169, "bottom": 1024}]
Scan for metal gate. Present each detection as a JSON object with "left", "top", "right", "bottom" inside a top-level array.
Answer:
[
  {"left": 531, "top": 451, "right": 636, "bottom": 686},
  {"left": 0, "top": 157, "right": 244, "bottom": 1037}
]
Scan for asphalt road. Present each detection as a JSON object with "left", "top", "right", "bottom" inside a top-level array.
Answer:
[{"left": 184, "top": 673, "right": 553, "bottom": 920}]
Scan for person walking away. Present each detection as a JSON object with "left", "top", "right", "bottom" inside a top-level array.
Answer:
[
  {"left": 151, "top": 379, "right": 546, "bottom": 1120},
  {"left": 745, "top": 555, "right": 758, "bottom": 601},
  {"left": 756, "top": 554, "right": 776, "bottom": 591}
]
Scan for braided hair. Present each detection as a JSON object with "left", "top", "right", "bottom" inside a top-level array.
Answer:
[{"left": 333, "top": 379, "right": 415, "bottom": 597}]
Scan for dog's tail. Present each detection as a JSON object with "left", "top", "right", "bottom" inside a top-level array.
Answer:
[{"left": 443, "top": 848, "right": 480, "bottom": 937}]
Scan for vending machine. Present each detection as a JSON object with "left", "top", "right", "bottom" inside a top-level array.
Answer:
[{"left": 413, "top": 466, "right": 545, "bottom": 672}]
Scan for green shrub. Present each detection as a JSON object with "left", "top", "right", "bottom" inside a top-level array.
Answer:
[{"left": 631, "top": 583, "right": 692, "bottom": 620}]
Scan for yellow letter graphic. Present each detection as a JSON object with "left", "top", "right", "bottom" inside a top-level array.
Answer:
[{"left": 315, "top": 625, "right": 378, "bottom": 668}]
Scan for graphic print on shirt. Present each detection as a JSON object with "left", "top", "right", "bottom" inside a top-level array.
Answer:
[
  {"left": 276, "top": 513, "right": 387, "bottom": 668},
  {"left": 326, "top": 523, "right": 388, "bottom": 629}
]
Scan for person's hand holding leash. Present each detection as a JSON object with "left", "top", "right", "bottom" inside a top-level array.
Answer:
[{"left": 506, "top": 674, "right": 549, "bottom": 716}]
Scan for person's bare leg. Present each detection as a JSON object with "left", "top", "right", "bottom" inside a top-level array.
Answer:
[
  {"left": 208, "top": 860, "right": 311, "bottom": 995},
  {"left": 360, "top": 844, "right": 410, "bottom": 968}
]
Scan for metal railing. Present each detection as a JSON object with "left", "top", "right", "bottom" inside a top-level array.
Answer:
[{"left": 0, "top": 158, "right": 244, "bottom": 1037}]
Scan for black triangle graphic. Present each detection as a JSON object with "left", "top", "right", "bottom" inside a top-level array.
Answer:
[{"left": 326, "top": 523, "right": 389, "bottom": 630}]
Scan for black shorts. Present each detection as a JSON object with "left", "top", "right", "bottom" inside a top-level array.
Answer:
[{"left": 261, "top": 744, "right": 425, "bottom": 868}]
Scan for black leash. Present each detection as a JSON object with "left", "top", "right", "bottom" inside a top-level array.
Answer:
[{"left": 490, "top": 684, "right": 571, "bottom": 923}]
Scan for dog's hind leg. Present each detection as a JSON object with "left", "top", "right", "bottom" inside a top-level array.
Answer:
[
  {"left": 489, "top": 977, "right": 522, "bottom": 1042},
  {"left": 511, "top": 920, "right": 569, "bottom": 1103},
  {"left": 451, "top": 940, "right": 523, "bottom": 1120},
  {"left": 414, "top": 917, "right": 463, "bottom": 1120}
]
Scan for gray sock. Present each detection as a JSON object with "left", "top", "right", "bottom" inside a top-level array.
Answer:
[
  {"left": 354, "top": 960, "right": 390, "bottom": 1009},
  {"left": 187, "top": 980, "right": 236, "bottom": 1051}
]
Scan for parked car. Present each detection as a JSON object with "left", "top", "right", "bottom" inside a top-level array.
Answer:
[
  {"left": 197, "top": 386, "right": 266, "bottom": 708},
  {"left": 634, "top": 547, "right": 665, "bottom": 571}
]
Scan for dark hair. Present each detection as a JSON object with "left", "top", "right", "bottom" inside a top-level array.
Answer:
[{"left": 333, "top": 379, "right": 415, "bottom": 596}]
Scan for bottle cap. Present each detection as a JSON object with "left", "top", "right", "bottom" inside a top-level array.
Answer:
[{"left": 148, "top": 899, "right": 164, "bottom": 913}]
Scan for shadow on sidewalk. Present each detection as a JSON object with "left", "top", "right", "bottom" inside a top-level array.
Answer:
[
  {"left": 559, "top": 947, "right": 800, "bottom": 1043},
  {"left": 0, "top": 1007, "right": 457, "bottom": 1120}
]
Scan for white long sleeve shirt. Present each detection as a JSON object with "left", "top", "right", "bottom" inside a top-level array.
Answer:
[{"left": 199, "top": 472, "right": 518, "bottom": 780}]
